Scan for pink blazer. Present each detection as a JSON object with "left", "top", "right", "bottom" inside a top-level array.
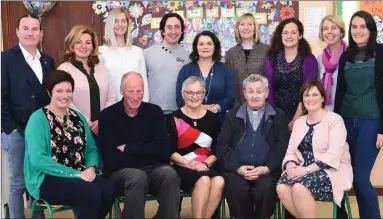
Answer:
[
  {"left": 57, "top": 62, "right": 116, "bottom": 122},
  {"left": 282, "top": 111, "right": 353, "bottom": 206}
]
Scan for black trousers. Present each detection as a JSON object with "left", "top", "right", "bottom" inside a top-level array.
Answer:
[
  {"left": 224, "top": 173, "right": 277, "bottom": 219},
  {"left": 40, "top": 175, "right": 115, "bottom": 219},
  {"left": 110, "top": 164, "right": 180, "bottom": 219}
]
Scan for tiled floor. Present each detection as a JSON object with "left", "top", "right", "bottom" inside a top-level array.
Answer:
[{"left": 24, "top": 196, "right": 383, "bottom": 218}]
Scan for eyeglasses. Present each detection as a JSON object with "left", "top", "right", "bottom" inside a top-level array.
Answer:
[{"left": 183, "top": 90, "right": 205, "bottom": 98}]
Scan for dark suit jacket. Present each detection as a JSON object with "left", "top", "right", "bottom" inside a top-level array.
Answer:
[
  {"left": 216, "top": 103, "right": 289, "bottom": 180},
  {"left": 1, "top": 45, "right": 55, "bottom": 134}
]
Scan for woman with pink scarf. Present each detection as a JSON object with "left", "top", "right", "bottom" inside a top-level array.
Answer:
[
  {"left": 317, "top": 15, "right": 347, "bottom": 111},
  {"left": 317, "top": 14, "right": 349, "bottom": 218}
]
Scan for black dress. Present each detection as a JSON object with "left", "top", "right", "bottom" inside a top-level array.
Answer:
[
  {"left": 277, "top": 122, "right": 333, "bottom": 202},
  {"left": 170, "top": 109, "right": 222, "bottom": 192}
]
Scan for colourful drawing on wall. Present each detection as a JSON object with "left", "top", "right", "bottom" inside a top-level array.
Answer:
[
  {"left": 360, "top": 1, "right": 383, "bottom": 44},
  {"left": 92, "top": 1, "right": 299, "bottom": 55},
  {"left": 337, "top": 1, "right": 383, "bottom": 44}
]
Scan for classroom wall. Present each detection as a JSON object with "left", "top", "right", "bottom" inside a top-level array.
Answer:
[{"left": 299, "top": 1, "right": 334, "bottom": 57}]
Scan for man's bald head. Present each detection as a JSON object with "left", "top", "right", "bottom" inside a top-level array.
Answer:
[
  {"left": 120, "top": 71, "right": 144, "bottom": 88},
  {"left": 120, "top": 72, "right": 145, "bottom": 113}
]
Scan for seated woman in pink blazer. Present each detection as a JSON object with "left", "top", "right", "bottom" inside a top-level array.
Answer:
[{"left": 276, "top": 81, "right": 352, "bottom": 218}]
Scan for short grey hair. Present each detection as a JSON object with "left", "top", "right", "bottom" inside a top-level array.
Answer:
[
  {"left": 181, "top": 76, "right": 206, "bottom": 93},
  {"left": 120, "top": 71, "right": 143, "bottom": 87},
  {"left": 242, "top": 74, "right": 269, "bottom": 91}
]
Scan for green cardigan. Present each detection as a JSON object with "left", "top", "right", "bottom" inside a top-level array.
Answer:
[{"left": 24, "top": 108, "right": 100, "bottom": 199}]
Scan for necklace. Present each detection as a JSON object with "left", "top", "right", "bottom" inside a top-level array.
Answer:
[
  {"left": 198, "top": 62, "right": 214, "bottom": 102},
  {"left": 47, "top": 105, "right": 70, "bottom": 127},
  {"left": 183, "top": 106, "right": 201, "bottom": 127}
]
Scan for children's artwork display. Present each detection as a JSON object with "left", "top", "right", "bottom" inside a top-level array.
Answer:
[
  {"left": 359, "top": 1, "right": 383, "bottom": 44},
  {"left": 337, "top": 1, "right": 383, "bottom": 44},
  {"left": 92, "top": 1, "right": 299, "bottom": 56}
]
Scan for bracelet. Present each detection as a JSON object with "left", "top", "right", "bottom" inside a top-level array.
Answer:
[{"left": 202, "top": 162, "right": 209, "bottom": 168}]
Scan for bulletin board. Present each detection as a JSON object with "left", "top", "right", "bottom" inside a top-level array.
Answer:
[{"left": 92, "top": 1, "right": 299, "bottom": 56}]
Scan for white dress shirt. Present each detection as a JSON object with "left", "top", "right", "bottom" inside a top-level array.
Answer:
[{"left": 19, "top": 43, "right": 43, "bottom": 84}]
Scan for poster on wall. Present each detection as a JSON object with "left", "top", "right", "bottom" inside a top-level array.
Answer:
[
  {"left": 92, "top": 1, "right": 299, "bottom": 56},
  {"left": 303, "top": 7, "right": 326, "bottom": 39},
  {"left": 360, "top": 1, "right": 383, "bottom": 43}
]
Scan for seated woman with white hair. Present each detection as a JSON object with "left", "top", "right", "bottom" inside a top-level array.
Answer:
[
  {"left": 168, "top": 76, "right": 224, "bottom": 218},
  {"left": 216, "top": 74, "right": 289, "bottom": 219}
]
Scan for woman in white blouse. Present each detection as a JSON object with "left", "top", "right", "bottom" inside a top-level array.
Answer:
[{"left": 99, "top": 8, "right": 149, "bottom": 101}]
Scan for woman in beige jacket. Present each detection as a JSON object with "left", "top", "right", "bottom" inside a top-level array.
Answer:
[{"left": 276, "top": 81, "right": 352, "bottom": 218}]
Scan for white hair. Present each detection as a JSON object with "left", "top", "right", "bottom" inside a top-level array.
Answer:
[
  {"left": 181, "top": 76, "right": 206, "bottom": 93},
  {"left": 243, "top": 74, "right": 269, "bottom": 91}
]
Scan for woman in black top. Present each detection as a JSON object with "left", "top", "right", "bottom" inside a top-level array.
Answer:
[{"left": 170, "top": 76, "right": 224, "bottom": 218}]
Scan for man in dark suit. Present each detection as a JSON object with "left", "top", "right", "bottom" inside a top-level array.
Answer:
[{"left": 1, "top": 14, "right": 55, "bottom": 218}]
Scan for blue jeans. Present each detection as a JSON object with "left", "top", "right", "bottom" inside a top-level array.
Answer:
[
  {"left": 343, "top": 117, "right": 381, "bottom": 219},
  {"left": 1, "top": 131, "right": 44, "bottom": 218}
]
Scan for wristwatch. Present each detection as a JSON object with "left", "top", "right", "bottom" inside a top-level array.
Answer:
[{"left": 305, "top": 167, "right": 311, "bottom": 174}]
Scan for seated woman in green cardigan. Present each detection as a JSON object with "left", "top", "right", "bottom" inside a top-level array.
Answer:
[{"left": 24, "top": 70, "right": 115, "bottom": 219}]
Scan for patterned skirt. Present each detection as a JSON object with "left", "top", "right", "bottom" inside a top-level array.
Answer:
[{"left": 277, "top": 170, "right": 333, "bottom": 202}]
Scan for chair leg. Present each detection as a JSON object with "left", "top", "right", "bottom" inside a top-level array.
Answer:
[
  {"left": 114, "top": 199, "right": 119, "bottom": 219},
  {"left": 30, "top": 199, "right": 38, "bottom": 218},
  {"left": 221, "top": 198, "right": 226, "bottom": 219},
  {"left": 4, "top": 203, "right": 10, "bottom": 219},
  {"left": 274, "top": 202, "right": 278, "bottom": 219},
  {"left": 281, "top": 205, "right": 286, "bottom": 219},
  {"left": 332, "top": 202, "right": 337, "bottom": 219},
  {"left": 344, "top": 192, "right": 352, "bottom": 219}
]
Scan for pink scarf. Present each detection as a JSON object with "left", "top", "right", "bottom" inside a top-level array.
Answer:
[{"left": 321, "top": 40, "right": 347, "bottom": 105}]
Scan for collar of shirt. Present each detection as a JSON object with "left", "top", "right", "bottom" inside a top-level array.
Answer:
[
  {"left": 246, "top": 104, "right": 265, "bottom": 129},
  {"left": 247, "top": 104, "right": 265, "bottom": 115},
  {"left": 19, "top": 43, "right": 41, "bottom": 60}
]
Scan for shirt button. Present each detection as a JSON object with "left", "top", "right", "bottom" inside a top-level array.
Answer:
[
  {"left": 61, "top": 171, "right": 63, "bottom": 173},
  {"left": 69, "top": 174, "right": 72, "bottom": 176},
  {"left": 250, "top": 155, "right": 254, "bottom": 158},
  {"left": 252, "top": 143, "right": 255, "bottom": 146},
  {"left": 31, "top": 95, "right": 35, "bottom": 98}
]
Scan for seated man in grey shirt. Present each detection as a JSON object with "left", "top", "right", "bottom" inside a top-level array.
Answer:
[{"left": 144, "top": 12, "right": 190, "bottom": 114}]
